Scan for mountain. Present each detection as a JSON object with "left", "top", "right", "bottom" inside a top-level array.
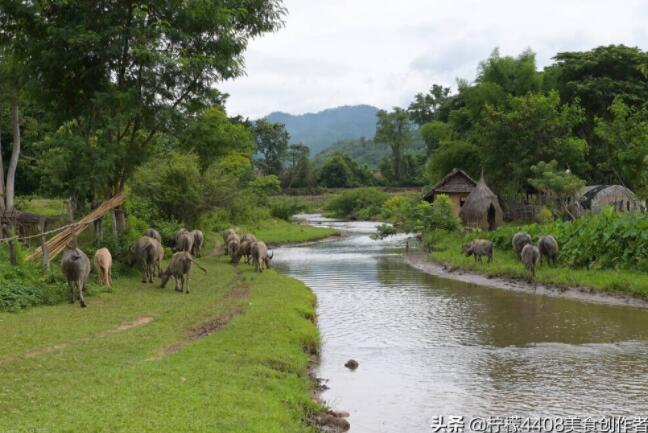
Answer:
[
  {"left": 265, "top": 105, "right": 379, "bottom": 155},
  {"left": 312, "top": 138, "right": 390, "bottom": 169}
]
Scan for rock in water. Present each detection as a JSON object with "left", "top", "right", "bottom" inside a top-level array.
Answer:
[{"left": 344, "top": 359, "right": 359, "bottom": 370}]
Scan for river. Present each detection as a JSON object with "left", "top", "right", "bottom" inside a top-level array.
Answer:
[{"left": 273, "top": 215, "right": 648, "bottom": 433}]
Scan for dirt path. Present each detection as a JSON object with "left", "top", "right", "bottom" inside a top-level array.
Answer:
[
  {"left": 151, "top": 268, "right": 252, "bottom": 359},
  {"left": 405, "top": 253, "right": 648, "bottom": 309},
  {"left": 1, "top": 316, "right": 155, "bottom": 365}
]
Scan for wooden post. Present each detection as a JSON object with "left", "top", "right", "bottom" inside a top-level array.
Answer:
[
  {"left": 39, "top": 217, "right": 49, "bottom": 272},
  {"left": 6, "top": 221, "right": 16, "bottom": 265}
]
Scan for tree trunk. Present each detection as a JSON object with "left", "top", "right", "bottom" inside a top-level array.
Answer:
[
  {"left": 0, "top": 121, "right": 5, "bottom": 213},
  {"left": 92, "top": 199, "right": 103, "bottom": 244},
  {"left": 5, "top": 99, "right": 20, "bottom": 211},
  {"left": 393, "top": 145, "right": 402, "bottom": 185},
  {"left": 111, "top": 209, "right": 118, "bottom": 237},
  {"left": 4, "top": 223, "right": 16, "bottom": 265},
  {"left": 115, "top": 205, "right": 126, "bottom": 233}
]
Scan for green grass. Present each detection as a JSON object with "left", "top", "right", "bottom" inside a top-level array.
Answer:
[
  {"left": 239, "top": 219, "right": 337, "bottom": 245},
  {"left": 16, "top": 196, "right": 68, "bottom": 218},
  {"left": 0, "top": 251, "right": 321, "bottom": 432},
  {"left": 430, "top": 231, "right": 648, "bottom": 298}
]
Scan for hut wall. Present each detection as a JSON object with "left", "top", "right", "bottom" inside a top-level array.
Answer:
[{"left": 448, "top": 193, "right": 470, "bottom": 216}]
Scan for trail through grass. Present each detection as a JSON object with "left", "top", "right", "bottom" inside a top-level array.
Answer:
[{"left": 0, "top": 253, "right": 320, "bottom": 433}]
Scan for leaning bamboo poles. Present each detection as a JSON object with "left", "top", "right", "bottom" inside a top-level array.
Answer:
[{"left": 27, "top": 190, "right": 128, "bottom": 263}]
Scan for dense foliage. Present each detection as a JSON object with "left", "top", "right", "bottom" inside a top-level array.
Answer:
[
  {"left": 476, "top": 207, "right": 648, "bottom": 272},
  {"left": 325, "top": 188, "right": 388, "bottom": 220}
]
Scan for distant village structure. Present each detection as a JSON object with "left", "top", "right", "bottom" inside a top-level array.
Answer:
[
  {"left": 424, "top": 169, "right": 504, "bottom": 230},
  {"left": 574, "top": 185, "right": 644, "bottom": 216},
  {"left": 459, "top": 176, "right": 504, "bottom": 230},
  {"left": 423, "top": 169, "right": 477, "bottom": 216}
]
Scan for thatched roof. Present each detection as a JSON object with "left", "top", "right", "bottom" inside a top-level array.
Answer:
[
  {"left": 459, "top": 176, "right": 503, "bottom": 230},
  {"left": 423, "top": 168, "right": 477, "bottom": 201},
  {"left": 576, "top": 185, "right": 644, "bottom": 213}
]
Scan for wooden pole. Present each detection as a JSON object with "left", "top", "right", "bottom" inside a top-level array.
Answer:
[{"left": 39, "top": 217, "right": 49, "bottom": 272}]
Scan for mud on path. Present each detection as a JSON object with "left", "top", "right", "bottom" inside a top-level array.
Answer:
[{"left": 151, "top": 267, "right": 252, "bottom": 359}]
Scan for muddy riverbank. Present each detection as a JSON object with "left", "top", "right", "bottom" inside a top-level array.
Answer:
[{"left": 405, "top": 254, "right": 648, "bottom": 310}]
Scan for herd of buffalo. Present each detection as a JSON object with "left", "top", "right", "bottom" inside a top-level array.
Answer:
[
  {"left": 462, "top": 232, "right": 559, "bottom": 275},
  {"left": 60, "top": 227, "right": 274, "bottom": 308}
]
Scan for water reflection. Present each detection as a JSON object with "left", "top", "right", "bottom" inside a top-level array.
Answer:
[{"left": 274, "top": 215, "right": 648, "bottom": 432}]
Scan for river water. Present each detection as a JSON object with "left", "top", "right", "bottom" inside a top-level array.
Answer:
[{"left": 273, "top": 215, "right": 648, "bottom": 433}]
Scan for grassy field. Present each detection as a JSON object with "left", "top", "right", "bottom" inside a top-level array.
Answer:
[
  {"left": 0, "top": 252, "right": 321, "bottom": 432},
  {"left": 430, "top": 232, "right": 648, "bottom": 298},
  {"left": 239, "top": 218, "right": 337, "bottom": 245}
]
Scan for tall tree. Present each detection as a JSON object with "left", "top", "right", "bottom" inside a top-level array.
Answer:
[
  {"left": 408, "top": 84, "right": 451, "bottom": 125},
  {"left": 375, "top": 108, "right": 414, "bottom": 185},
  {"left": 478, "top": 91, "right": 588, "bottom": 193},
  {"left": 253, "top": 119, "right": 289, "bottom": 176},
  {"left": 184, "top": 107, "right": 254, "bottom": 172},
  {"left": 594, "top": 98, "right": 648, "bottom": 197},
  {"left": 0, "top": 0, "right": 286, "bottom": 209}
]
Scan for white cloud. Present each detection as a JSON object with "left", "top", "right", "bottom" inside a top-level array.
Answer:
[{"left": 220, "top": 0, "right": 648, "bottom": 118}]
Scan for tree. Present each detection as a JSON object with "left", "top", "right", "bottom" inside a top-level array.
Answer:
[
  {"left": 594, "top": 98, "right": 648, "bottom": 197},
  {"left": 529, "top": 160, "right": 585, "bottom": 219},
  {"left": 253, "top": 119, "right": 289, "bottom": 176},
  {"left": 318, "top": 152, "right": 372, "bottom": 188},
  {"left": 420, "top": 120, "right": 453, "bottom": 155},
  {"left": 284, "top": 144, "right": 314, "bottom": 188},
  {"left": 408, "top": 84, "right": 451, "bottom": 125},
  {"left": 184, "top": 107, "right": 254, "bottom": 172},
  {"left": 0, "top": 0, "right": 286, "bottom": 222},
  {"left": 375, "top": 108, "right": 414, "bottom": 185},
  {"left": 478, "top": 91, "right": 588, "bottom": 193},
  {"left": 426, "top": 140, "right": 481, "bottom": 184},
  {"left": 476, "top": 48, "right": 542, "bottom": 96}
]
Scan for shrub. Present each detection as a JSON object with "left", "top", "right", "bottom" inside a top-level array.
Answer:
[
  {"left": 269, "top": 197, "right": 307, "bottom": 221},
  {"left": 480, "top": 207, "right": 648, "bottom": 271},
  {"left": 325, "top": 188, "right": 388, "bottom": 220}
]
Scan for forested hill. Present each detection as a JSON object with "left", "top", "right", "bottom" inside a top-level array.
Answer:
[{"left": 265, "top": 105, "right": 379, "bottom": 154}]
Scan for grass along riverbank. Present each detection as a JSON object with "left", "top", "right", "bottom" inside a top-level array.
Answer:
[
  {"left": 0, "top": 252, "right": 321, "bottom": 432},
  {"left": 428, "top": 232, "right": 648, "bottom": 299}
]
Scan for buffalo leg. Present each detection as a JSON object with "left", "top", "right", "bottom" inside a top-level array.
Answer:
[{"left": 78, "top": 280, "right": 87, "bottom": 308}]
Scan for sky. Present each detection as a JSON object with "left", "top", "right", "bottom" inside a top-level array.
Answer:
[{"left": 220, "top": 0, "right": 648, "bottom": 119}]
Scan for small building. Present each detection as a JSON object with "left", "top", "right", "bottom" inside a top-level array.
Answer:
[
  {"left": 423, "top": 169, "right": 477, "bottom": 216},
  {"left": 459, "top": 176, "right": 504, "bottom": 231},
  {"left": 575, "top": 185, "right": 644, "bottom": 215}
]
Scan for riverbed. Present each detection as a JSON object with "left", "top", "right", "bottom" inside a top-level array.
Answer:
[{"left": 273, "top": 215, "right": 648, "bottom": 433}]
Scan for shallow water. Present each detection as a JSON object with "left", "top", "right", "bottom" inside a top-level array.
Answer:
[{"left": 274, "top": 215, "right": 648, "bottom": 433}]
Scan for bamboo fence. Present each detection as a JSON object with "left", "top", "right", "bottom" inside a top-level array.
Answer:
[{"left": 27, "top": 190, "right": 128, "bottom": 263}]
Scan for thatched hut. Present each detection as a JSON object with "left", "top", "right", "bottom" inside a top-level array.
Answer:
[
  {"left": 575, "top": 185, "right": 645, "bottom": 216},
  {"left": 423, "top": 169, "right": 477, "bottom": 216},
  {"left": 459, "top": 177, "right": 503, "bottom": 230}
]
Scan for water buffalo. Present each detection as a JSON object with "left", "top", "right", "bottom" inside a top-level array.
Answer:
[
  {"left": 251, "top": 241, "right": 273, "bottom": 272},
  {"left": 61, "top": 247, "right": 91, "bottom": 308},
  {"left": 239, "top": 239, "right": 253, "bottom": 264},
  {"left": 521, "top": 244, "right": 540, "bottom": 276},
  {"left": 512, "top": 232, "right": 532, "bottom": 260},
  {"left": 538, "top": 235, "right": 559, "bottom": 266},
  {"left": 93, "top": 248, "right": 113, "bottom": 287},
  {"left": 241, "top": 233, "right": 256, "bottom": 244},
  {"left": 175, "top": 230, "right": 194, "bottom": 253},
  {"left": 190, "top": 229, "right": 204, "bottom": 257},
  {"left": 130, "top": 236, "right": 163, "bottom": 283},
  {"left": 144, "top": 228, "right": 162, "bottom": 244},
  {"left": 222, "top": 228, "right": 238, "bottom": 255},
  {"left": 160, "top": 251, "right": 207, "bottom": 293},
  {"left": 462, "top": 239, "right": 494, "bottom": 263},
  {"left": 227, "top": 235, "right": 241, "bottom": 264}
]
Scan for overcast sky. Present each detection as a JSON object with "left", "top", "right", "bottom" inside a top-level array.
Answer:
[{"left": 220, "top": 0, "right": 648, "bottom": 119}]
